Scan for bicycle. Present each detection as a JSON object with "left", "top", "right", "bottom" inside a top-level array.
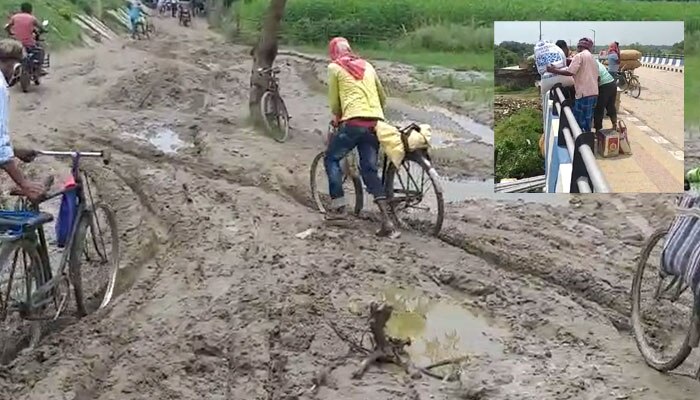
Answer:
[
  {"left": 631, "top": 193, "right": 700, "bottom": 380},
  {"left": 310, "top": 122, "right": 445, "bottom": 236},
  {"left": 0, "top": 150, "right": 120, "bottom": 361},
  {"left": 258, "top": 65, "right": 290, "bottom": 143},
  {"left": 617, "top": 68, "right": 641, "bottom": 99}
]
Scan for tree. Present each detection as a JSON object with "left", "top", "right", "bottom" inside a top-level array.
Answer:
[
  {"left": 495, "top": 46, "right": 520, "bottom": 68},
  {"left": 249, "top": 0, "right": 287, "bottom": 122}
]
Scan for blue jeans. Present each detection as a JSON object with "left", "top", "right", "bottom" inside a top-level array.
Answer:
[{"left": 324, "top": 124, "right": 385, "bottom": 205}]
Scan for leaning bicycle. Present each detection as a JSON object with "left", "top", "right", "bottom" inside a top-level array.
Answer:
[
  {"left": 310, "top": 122, "right": 445, "bottom": 236},
  {"left": 258, "top": 65, "right": 290, "bottom": 143},
  {"left": 617, "top": 68, "right": 641, "bottom": 99},
  {"left": 0, "top": 150, "right": 119, "bottom": 362},
  {"left": 631, "top": 193, "right": 700, "bottom": 380}
]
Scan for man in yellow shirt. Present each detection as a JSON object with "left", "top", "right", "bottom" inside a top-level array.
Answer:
[{"left": 324, "top": 37, "right": 398, "bottom": 238}]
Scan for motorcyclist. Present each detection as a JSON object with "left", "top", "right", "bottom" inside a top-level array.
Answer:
[
  {"left": 324, "top": 37, "right": 399, "bottom": 238},
  {"left": 0, "top": 39, "right": 46, "bottom": 202},
  {"left": 178, "top": 0, "right": 192, "bottom": 21},
  {"left": 4, "top": 2, "right": 46, "bottom": 76}
]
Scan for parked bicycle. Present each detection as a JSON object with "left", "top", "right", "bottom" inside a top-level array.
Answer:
[
  {"left": 617, "top": 68, "right": 641, "bottom": 99},
  {"left": 631, "top": 193, "right": 700, "bottom": 380},
  {"left": 258, "top": 65, "right": 290, "bottom": 143},
  {"left": 0, "top": 150, "right": 119, "bottom": 362},
  {"left": 310, "top": 122, "right": 444, "bottom": 236}
]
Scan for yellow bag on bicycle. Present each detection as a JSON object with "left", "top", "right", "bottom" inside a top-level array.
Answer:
[{"left": 375, "top": 121, "right": 432, "bottom": 168}]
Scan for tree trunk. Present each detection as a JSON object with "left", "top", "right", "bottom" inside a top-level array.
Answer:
[{"left": 249, "top": 0, "right": 287, "bottom": 123}]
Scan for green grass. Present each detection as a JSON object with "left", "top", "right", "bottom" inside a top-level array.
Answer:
[
  {"left": 687, "top": 54, "right": 700, "bottom": 126},
  {"left": 238, "top": 0, "right": 700, "bottom": 39},
  {"left": 495, "top": 108, "right": 544, "bottom": 181}
]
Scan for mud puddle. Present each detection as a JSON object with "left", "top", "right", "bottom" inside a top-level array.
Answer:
[
  {"left": 381, "top": 288, "right": 507, "bottom": 369},
  {"left": 124, "top": 126, "right": 191, "bottom": 154},
  {"left": 385, "top": 99, "right": 493, "bottom": 147},
  {"left": 439, "top": 178, "right": 570, "bottom": 206}
]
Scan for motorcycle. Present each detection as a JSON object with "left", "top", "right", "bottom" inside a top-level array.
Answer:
[
  {"left": 6, "top": 19, "right": 50, "bottom": 92},
  {"left": 178, "top": 4, "right": 191, "bottom": 27}
]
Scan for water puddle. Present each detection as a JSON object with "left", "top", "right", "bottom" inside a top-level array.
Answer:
[
  {"left": 124, "top": 127, "right": 190, "bottom": 154},
  {"left": 380, "top": 288, "right": 507, "bottom": 368},
  {"left": 439, "top": 178, "right": 570, "bottom": 206},
  {"left": 423, "top": 105, "right": 494, "bottom": 145},
  {"left": 385, "top": 99, "right": 493, "bottom": 147}
]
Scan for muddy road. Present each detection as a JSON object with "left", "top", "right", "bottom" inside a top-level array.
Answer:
[{"left": 0, "top": 19, "right": 699, "bottom": 400}]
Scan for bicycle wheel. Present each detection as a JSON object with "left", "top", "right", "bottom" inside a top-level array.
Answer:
[
  {"left": 310, "top": 151, "right": 363, "bottom": 215},
  {"left": 631, "top": 227, "right": 696, "bottom": 371},
  {"left": 629, "top": 77, "right": 641, "bottom": 99},
  {"left": 384, "top": 152, "right": 445, "bottom": 236},
  {"left": 0, "top": 239, "right": 46, "bottom": 364},
  {"left": 69, "top": 203, "right": 119, "bottom": 317},
  {"left": 260, "top": 91, "right": 290, "bottom": 143}
]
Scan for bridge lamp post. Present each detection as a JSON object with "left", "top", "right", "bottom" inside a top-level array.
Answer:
[{"left": 590, "top": 29, "right": 596, "bottom": 49}]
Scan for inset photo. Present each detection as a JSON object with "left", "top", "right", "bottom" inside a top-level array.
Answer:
[{"left": 494, "top": 21, "right": 684, "bottom": 193}]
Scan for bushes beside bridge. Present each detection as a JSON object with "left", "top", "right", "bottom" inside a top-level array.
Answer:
[{"left": 495, "top": 108, "right": 544, "bottom": 182}]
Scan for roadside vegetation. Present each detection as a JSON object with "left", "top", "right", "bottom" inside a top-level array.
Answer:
[
  {"left": 495, "top": 108, "right": 544, "bottom": 182},
  {"left": 0, "top": 0, "right": 124, "bottom": 48},
  {"left": 686, "top": 31, "right": 699, "bottom": 126}
]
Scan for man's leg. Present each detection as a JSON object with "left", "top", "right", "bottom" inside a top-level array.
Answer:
[
  {"left": 604, "top": 83, "right": 618, "bottom": 126},
  {"left": 357, "top": 127, "right": 399, "bottom": 238},
  {"left": 323, "top": 125, "right": 358, "bottom": 218},
  {"left": 593, "top": 89, "right": 606, "bottom": 132}
]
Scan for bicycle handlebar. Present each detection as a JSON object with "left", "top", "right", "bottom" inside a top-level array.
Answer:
[{"left": 38, "top": 150, "right": 111, "bottom": 165}]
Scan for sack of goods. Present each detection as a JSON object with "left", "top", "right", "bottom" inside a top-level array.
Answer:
[
  {"left": 620, "top": 49, "right": 642, "bottom": 61},
  {"left": 620, "top": 59, "right": 642, "bottom": 70},
  {"left": 534, "top": 41, "right": 575, "bottom": 94},
  {"left": 376, "top": 121, "right": 432, "bottom": 168}
]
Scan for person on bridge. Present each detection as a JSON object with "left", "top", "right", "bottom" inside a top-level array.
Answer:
[
  {"left": 323, "top": 37, "right": 399, "bottom": 238},
  {"left": 607, "top": 42, "right": 620, "bottom": 76},
  {"left": 554, "top": 40, "right": 575, "bottom": 101},
  {"left": 4, "top": 2, "right": 46, "bottom": 76},
  {"left": 547, "top": 37, "right": 598, "bottom": 133},
  {"left": 0, "top": 39, "right": 47, "bottom": 202},
  {"left": 594, "top": 60, "right": 618, "bottom": 133}
]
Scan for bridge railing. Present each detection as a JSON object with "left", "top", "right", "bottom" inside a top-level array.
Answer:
[
  {"left": 542, "top": 84, "right": 611, "bottom": 193},
  {"left": 641, "top": 54, "right": 685, "bottom": 69}
]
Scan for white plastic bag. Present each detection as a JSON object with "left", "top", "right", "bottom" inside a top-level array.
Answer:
[{"left": 534, "top": 40, "right": 574, "bottom": 94}]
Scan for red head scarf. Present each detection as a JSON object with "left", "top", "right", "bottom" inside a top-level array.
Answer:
[
  {"left": 328, "top": 37, "right": 366, "bottom": 80},
  {"left": 608, "top": 42, "right": 620, "bottom": 55}
]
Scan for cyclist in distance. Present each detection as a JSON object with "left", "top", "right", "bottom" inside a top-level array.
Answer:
[
  {"left": 0, "top": 39, "right": 47, "bottom": 201},
  {"left": 324, "top": 36, "right": 399, "bottom": 238}
]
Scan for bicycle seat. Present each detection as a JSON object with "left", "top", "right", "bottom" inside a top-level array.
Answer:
[{"left": 0, "top": 210, "right": 53, "bottom": 237}]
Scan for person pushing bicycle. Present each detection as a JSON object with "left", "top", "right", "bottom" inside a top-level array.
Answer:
[
  {"left": 324, "top": 37, "right": 399, "bottom": 238},
  {"left": 0, "top": 39, "right": 45, "bottom": 201}
]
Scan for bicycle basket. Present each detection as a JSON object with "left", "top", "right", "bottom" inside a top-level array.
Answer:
[
  {"left": 661, "top": 193, "right": 700, "bottom": 296},
  {"left": 55, "top": 176, "right": 78, "bottom": 248}
]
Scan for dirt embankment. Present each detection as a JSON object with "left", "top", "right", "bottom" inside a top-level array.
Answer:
[{"left": 0, "top": 18, "right": 699, "bottom": 400}]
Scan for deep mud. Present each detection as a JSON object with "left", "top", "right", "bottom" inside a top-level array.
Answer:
[{"left": 0, "top": 19, "right": 699, "bottom": 400}]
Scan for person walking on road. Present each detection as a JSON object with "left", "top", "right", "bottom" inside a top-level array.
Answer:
[
  {"left": 594, "top": 60, "right": 618, "bottom": 132},
  {"left": 547, "top": 37, "right": 599, "bottom": 133},
  {"left": 323, "top": 36, "right": 399, "bottom": 238}
]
